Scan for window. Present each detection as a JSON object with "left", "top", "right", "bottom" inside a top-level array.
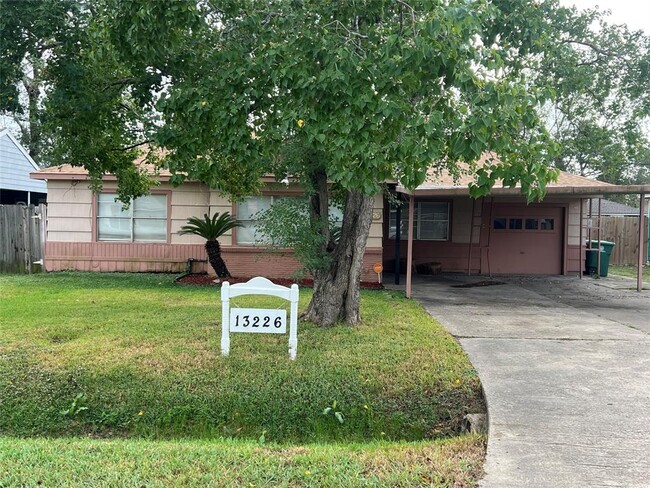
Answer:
[
  {"left": 525, "top": 218, "right": 538, "bottom": 230},
  {"left": 388, "top": 204, "right": 410, "bottom": 240},
  {"left": 493, "top": 218, "right": 507, "bottom": 230},
  {"left": 493, "top": 216, "right": 555, "bottom": 232},
  {"left": 509, "top": 218, "right": 523, "bottom": 230},
  {"left": 237, "top": 196, "right": 274, "bottom": 244},
  {"left": 97, "top": 193, "right": 167, "bottom": 242},
  {"left": 389, "top": 202, "right": 449, "bottom": 241},
  {"left": 236, "top": 195, "right": 343, "bottom": 245},
  {"left": 540, "top": 218, "right": 554, "bottom": 230}
]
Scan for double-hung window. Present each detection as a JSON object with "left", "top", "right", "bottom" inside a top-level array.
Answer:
[
  {"left": 237, "top": 195, "right": 344, "bottom": 245},
  {"left": 236, "top": 196, "right": 274, "bottom": 245},
  {"left": 389, "top": 201, "right": 449, "bottom": 240},
  {"left": 97, "top": 193, "right": 167, "bottom": 242}
]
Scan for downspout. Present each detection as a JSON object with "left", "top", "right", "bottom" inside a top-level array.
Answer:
[
  {"left": 405, "top": 194, "right": 415, "bottom": 298},
  {"left": 467, "top": 197, "right": 477, "bottom": 276},
  {"left": 638, "top": 193, "right": 646, "bottom": 292}
]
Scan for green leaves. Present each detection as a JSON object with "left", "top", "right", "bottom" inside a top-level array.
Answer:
[
  {"left": 538, "top": 3, "right": 650, "bottom": 187},
  {"left": 33, "top": 0, "right": 578, "bottom": 203},
  {"left": 178, "top": 212, "right": 242, "bottom": 242}
]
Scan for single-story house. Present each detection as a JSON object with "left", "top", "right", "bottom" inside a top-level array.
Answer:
[
  {"left": 0, "top": 128, "right": 47, "bottom": 205},
  {"left": 29, "top": 163, "right": 384, "bottom": 280},
  {"left": 30, "top": 160, "right": 649, "bottom": 286}
]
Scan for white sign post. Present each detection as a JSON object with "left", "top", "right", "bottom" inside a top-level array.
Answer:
[{"left": 221, "top": 277, "right": 299, "bottom": 360}]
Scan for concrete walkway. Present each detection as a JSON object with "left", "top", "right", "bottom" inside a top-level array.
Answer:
[{"left": 398, "top": 274, "right": 650, "bottom": 487}]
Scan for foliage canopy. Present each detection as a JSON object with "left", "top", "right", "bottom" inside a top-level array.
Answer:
[{"left": 30, "top": 0, "right": 569, "bottom": 204}]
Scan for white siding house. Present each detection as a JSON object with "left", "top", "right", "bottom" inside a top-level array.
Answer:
[{"left": 0, "top": 128, "right": 47, "bottom": 204}]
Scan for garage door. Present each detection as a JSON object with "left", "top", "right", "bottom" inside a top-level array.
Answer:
[{"left": 488, "top": 205, "right": 564, "bottom": 275}]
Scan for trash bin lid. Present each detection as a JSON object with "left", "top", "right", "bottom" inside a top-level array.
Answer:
[{"left": 586, "top": 240, "right": 615, "bottom": 246}]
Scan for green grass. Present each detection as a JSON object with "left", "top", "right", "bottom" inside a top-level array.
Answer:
[
  {"left": 0, "top": 272, "right": 486, "bottom": 486},
  {"left": 0, "top": 436, "right": 486, "bottom": 487},
  {"left": 608, "top": 264, "right": 650, "bottom": 281}
]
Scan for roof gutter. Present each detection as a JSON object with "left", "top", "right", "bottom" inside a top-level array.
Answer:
[{"left": 397, "top": 184, "right": 650, "bottom": 197}]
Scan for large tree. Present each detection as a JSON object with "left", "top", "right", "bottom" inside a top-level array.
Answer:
[
  {"left": 38, "top": 0, "right": 567, "bottom": 326},
  {"left": 0, "top": 0, "right": 83, "bottom": 164},
  {"left": 538, "top": 5, "right": 650, "bottom": 191}
]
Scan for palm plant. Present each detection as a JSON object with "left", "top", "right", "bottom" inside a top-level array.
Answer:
[{"left": 178, "top": 212, "right": 242, "bottom": 278}]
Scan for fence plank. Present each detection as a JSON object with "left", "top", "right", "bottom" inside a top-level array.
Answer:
[
  {"left": 601, "top": 215, "right": 649, "bottom": 265},
  {"left": 0, "top": 204, "right": 44, "bottom": 273}
]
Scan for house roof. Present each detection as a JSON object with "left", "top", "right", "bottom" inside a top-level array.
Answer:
[
  {"left": 397, "top": 154, "right": 650, "bottom": 197},
  {"left": 588, "top": 198, "right": 643, "bottom": 216},
  {"left": 30, "top": 161, "right": 281, "bottom": 184},
  {"left": 31, "top": 152, "right": 650, "bottom": 197},
  {"left": 1, "top": 128, "right": 47, "bottom": 193},
  {"left": 30, "top": 151, "right": 174, "bottom": 181}
]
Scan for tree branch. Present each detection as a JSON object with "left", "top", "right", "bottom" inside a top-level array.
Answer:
[{"left": 109, "top": 140, "right": 152, "bottom": 152}]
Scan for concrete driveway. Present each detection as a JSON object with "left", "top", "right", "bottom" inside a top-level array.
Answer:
[{"left": 407, "top": 274, "right": 650, "bottom": 488}]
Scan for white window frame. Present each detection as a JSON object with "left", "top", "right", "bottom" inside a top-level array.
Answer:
[
  {"left": 96, "top": 193, "right": 168, "bottom": 243},
  {"left": 389, "top": 201, "right": 450, "bottom": 241}
]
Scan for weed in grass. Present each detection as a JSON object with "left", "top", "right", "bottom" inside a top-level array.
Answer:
[
  {"left": 60, "top": 392, "right": 88, "bottom": 417},
  {"left": 322, "top": 400, "right": 345, "bottom": 424}
]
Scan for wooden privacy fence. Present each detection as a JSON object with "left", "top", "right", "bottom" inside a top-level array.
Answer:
[
  {"left": 0, "top": 204, "right": 46, "bottom": 273},
  {"left": 600, "top": 215, "right": 649, "bottom": 266}
]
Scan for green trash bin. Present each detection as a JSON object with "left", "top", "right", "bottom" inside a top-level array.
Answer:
[{"left": 585, "top": 240, "right": 615, "bottom": 277}]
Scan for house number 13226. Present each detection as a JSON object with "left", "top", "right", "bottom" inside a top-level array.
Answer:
[
  {"left": 234, "top": 314, "right": 282, "bottom": 328},
  {"left": 229, "top": 308, "right": 287, "bottom": 334}
]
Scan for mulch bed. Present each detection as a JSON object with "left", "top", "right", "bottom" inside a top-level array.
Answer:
[{"left": 176, "top": 273, "right": 384, "bottom": 290}]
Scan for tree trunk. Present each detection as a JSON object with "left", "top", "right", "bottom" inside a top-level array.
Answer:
[
  {"left": 303, "top": 190, "right": 375, "bottom": 327},
  {"left": 205, "top": 240, "right": 231, "bottom": 278}
]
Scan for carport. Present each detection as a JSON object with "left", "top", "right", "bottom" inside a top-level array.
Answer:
[{"left": 393, "top": 173, "right": 649, "bottom": 295}]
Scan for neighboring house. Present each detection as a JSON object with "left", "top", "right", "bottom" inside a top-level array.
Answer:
[
  {"left": 588, "top": 198, "right": 642, "bottom": 217},
  {"left": 0, "top": 128, "right": 47, "bottom": 205},
  {"left": 30, "top": 160, "right": 649, "bottom": 278}
]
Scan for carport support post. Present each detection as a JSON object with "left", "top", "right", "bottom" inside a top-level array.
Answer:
[
  {"left": 579, "top": 198, "right": 584, "bottom": 279},
  {"left": 638, "top": 193, "right": 646, "bottom": 292},
  {"left": 597, "top": 198, "right": 602, "bottom": 276},
  {"left": 406, "top": 194, "right": 415, "bottom": 299}
]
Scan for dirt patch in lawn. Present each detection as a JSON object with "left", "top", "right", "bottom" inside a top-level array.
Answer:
[{"left": 176, "top": 273, "right": 384, "bottom": 290}]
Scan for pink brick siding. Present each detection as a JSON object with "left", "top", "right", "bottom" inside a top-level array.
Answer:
[{"left": 45, "top": 242, "right": 383, "bottom": 282}]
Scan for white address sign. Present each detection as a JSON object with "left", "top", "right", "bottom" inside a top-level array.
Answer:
[
  {"left": 221, "top": 277, "right": 299, "bottom": 360},
  {"left": 230, "top": 308, "right": 286, "bottom": 334}
]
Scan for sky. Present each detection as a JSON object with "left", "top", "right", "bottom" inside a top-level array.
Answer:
[{"left": 561, "top": 0, "right": 650, "bottom": 33}]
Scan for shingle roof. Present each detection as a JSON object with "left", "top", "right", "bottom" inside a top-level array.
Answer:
[
  {"left": 30, "top": 152, "right": 650, "bottom": 196},
  {"left": 30, "top": 156, "right": 172, "bottom": 180},
  {"left": 589, "top": 198, "right": 642, "bottom": 216},
  {"left": 416, "top": 153, "right": 612, "bottom": 190}
]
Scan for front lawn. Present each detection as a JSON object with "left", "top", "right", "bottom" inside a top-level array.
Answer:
[{"left": 0, "top": 273, "right": 485, "bottom": 486}]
